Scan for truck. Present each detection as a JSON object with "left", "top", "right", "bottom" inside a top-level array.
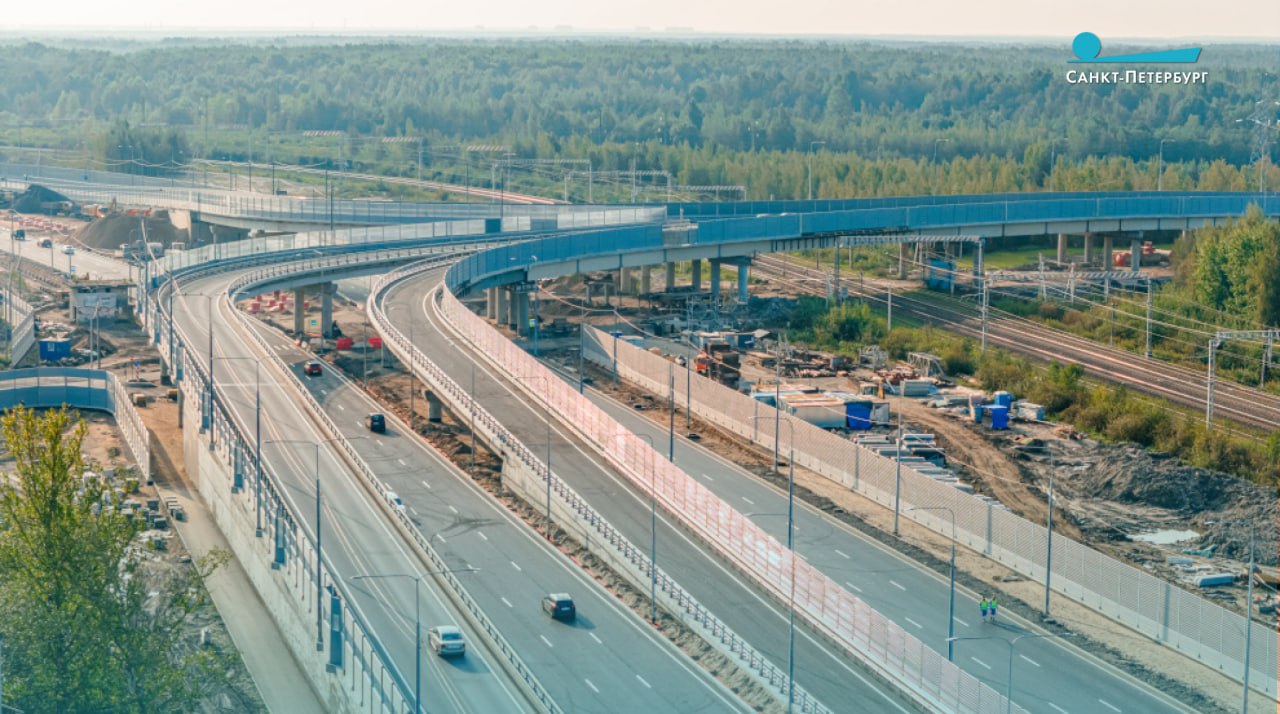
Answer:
[{"left": 695, "top": 339, "right": 740, "bottom": 387}]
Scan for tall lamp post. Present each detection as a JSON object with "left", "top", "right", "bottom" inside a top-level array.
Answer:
[
  {"left": 351, "top": 568, "right": 477, "bottom": 714},
  {"left": 749, "top": 415, "right": 797, "bottom": 714},
  {"left": 909, "top": 506, "right": 957, "bottom": 661},
  {"left": 214, "top": 355, "right": 263, "bottom": 535},
  {"left": 950, "top": 633, "right": 1074, "bottom": 714},
  {"left": 174, "top": 292, "right": 217, "bottom": 447},
  {"left": 636, "top": 433, "right": 659, "bottom": 625},
  {"left": 807, "top": 141, "right": 826, "bottom": 201}
]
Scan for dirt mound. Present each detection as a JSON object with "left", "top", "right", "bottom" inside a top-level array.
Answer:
[
  {"left": 10, "top": 184, "right": 71, "bottom": 214},
  {"left": 75, "top": 211, "right": 184, "bottom": 252}
]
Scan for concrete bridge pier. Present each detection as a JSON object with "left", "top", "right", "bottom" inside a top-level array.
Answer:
[
  {"left": 1057, "top": 233, "right": 1069, "bottom": 263},
  {"left": 664, "top": 262, "right": 676, "bottom": 290},
  {"left": 320, "top": 283, "right": 337, "bottom": 338},
  {"left": 495, "top": 287, "right": 511, "bottom": 327},
  {"left": 1131, "top": 234, "right": 1143, "bottom": 271},
  {"left": 1083, "top": 232, "right": 1094, "bottom": 265},
  {"left": 485, "top": 288, "right": 496, "bottom": 319},
  {"left": 898, "top": 243, "right": 909, "bottom": 279},
  {"left": 691, "top": 259, "right": 703, "bottom": 291},
  {"left": 640, "top": 266, "right": 652, "bottom": 294},
  {"left": 737, "top": 258, "right": 751, "bottom": 303},
  {"left": 515, "top": 285, "right": 532, "bottom": 336},
  {"left": 293, "top": 289, "right": 306, "bottom": 335},
  {"left": 1102, "top": 234, "right": 1114, "bottom": 269},
  {"left": 709, "top": 259, "right": 722, "bottom": 299},
  {"left": 425, "top": 390, "right": 444, "bottom": 423}
]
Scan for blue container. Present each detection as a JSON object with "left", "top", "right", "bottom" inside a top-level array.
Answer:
[
  {"left": 39, "top": 338, "right": 71, "bottom": 361},
  {"left": 989, "top": 405, "right": 1010, "bottom": 430},
  {"left": 972, "top": 404, "right": 983, "bottom": 423},
  {"left": 846, "top": 403, "right": 872, "bottom": 430},
  {"left": 993, "top": 391, "right": 1013, "bottom": 408}
]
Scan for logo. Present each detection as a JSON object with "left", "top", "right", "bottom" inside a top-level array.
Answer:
[
  {"left": 1066, "top": 32, "right": 1207, "bottom": 85},
  {"left": 1069, "top": 32, "right": 1200, "bottom": 63}
]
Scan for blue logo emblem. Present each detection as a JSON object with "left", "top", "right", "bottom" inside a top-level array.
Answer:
[{"left": 1069, "top": 32, "right": 1201, "bottom": 63}]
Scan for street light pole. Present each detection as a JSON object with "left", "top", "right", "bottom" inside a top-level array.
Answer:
[
  {"left": 1241, "top": 523, "right": 1256, "bottom": 714},
  {"left": 893, "top": 416, "right": 904, "bottom": 536},
  {"left": 516, "top": 375, "right": 553, "bottom": 540},
  {"left": 215, "top": 356, "right": 262, "bottom": 535},
  {"left": 750, "top": 415, "right": 797, "bottom": 713},
  {"left": 637, "top": 433, "right": 658, "bottom": 625},
  {"left": 910, "top": 507, "right": 956, "bottom": 661},
  {"left": 1044, "top": 470, "right": 1055, "bottom": 617},
  {"left": 950, "top": 633, "right": 1074, "bottom": 714}
]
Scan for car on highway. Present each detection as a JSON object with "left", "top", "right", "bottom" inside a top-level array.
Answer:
[
  {"left": 541, "top": 593, "right": 576, "bottom": 622},
  {"left": 37, "top": 238, "right": 52, "bottom": 248},
  {"left": 61, "top": 245, "right": 75, "bottom": 255},
  {"left": 366, "top": 412, "right": 386, "bottom": 433},
  {"left": 303, "top": 361, "right": 323, "bottom": 376},
  {"left": 426, "top": 626, "right": 466, "bottom": 657},
  {"left": 385, "top": 491, "right": 404, "bottom": 511}
]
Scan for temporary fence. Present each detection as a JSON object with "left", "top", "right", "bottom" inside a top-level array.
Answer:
[
  {"left": 0, "top": 367, "right": 150, "bottom": 482},
  {"left": 584, "top": 326, "right": 1279, "bottom": 701},
  {"left": 436, "top": 271, "right": 1025, "bottom": 714},
  {"left": 369, "top": 260, "right": 835, "bottom": 714}
]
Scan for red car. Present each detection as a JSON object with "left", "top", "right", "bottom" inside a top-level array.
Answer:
[{"left": 304, "top": 361, "right": 323, "bottom": 376}]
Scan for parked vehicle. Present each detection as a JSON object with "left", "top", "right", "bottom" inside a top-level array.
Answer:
[{"left": 304, "top": 361, "right": 323, "bottom": 376}]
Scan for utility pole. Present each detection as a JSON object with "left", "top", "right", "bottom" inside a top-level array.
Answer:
[
  {"left": 1145, "top": 277, "right": 1153, "bottom": 359},
  {"left": 1242, "top": 525, "right": 1255, "bottom": 714}
]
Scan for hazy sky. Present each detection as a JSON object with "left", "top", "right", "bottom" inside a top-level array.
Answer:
[{"left": 5, "top": 0, "right": 1279, "bottom": 39}]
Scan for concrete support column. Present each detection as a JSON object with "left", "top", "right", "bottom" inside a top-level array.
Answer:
[
  {"left": 425, "top": 391, "right": 443, "bottom": 423},
  {"left": 515, "top": 287, "right": 531, "bottom": 336},
  {"left": 664, "top": 262, "right": 676, "bottom": 290},
  {"left": 320, "top": 283, "right": 336, "bottom": 338},
  {"left": 691, "top": 259, "right": 703, "bottom": 291},
  {"left": 1056, "top": 233, "right": 1068, "bottom": 264},
  {"left": 293, "top": 288, "right": 305, "bottom": 335},
  {"left": 898, "top": 243, "right": 909, "bottom": 279},
  {"left": 737, "top": 258, "right": 750, "bottom": 303},
  {"left": 1102, "top": 234, "right": 1114, "bottom": 269},
  {"left": 1130, "top": 236, "right": 1143, "bottom": 271},
  {"left": 640, "top": 266, "right": 652, "bottom": 294},
  {"left": 623, "top": 267, "right": 638, "bottom": 295},
  {"left": 495, "top": 287, "right": 510, "bottom": 326},
  {"left": 1083, "top": 232, "right": 1094, "bottom": 265},
  {"left": 709, "top": 259, "right": 722, "bottom": 299},
  {"left": 485, "top": 287, "right": 496, "bottom": 319}
]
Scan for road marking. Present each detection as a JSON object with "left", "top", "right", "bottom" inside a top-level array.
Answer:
[
  {"left": 435, "top": 534, "right": 447, "bottom": 543},
  {"left": 742, "top": 497, "right": 755, "bottom": 505},
  {"left": 584, "top": 679, "right": 600, "bottom": 694},
  {"left": 510, "top": 561, "right": 522, "bottom": 572},
  {"left": 447, "top": 505, "right": 458, "bottom": 514},
  {"left": 500, "top": 597, "right": 512, "bottom": 608},
  {"left": 540, "top": 635, "right": 553, "bottom": 648},
  {"left": 970, "top": 656, "right": 991, "bottom": 670},
  {"left": 702, "top": 473, "right": 715, "bottom": 482},
  {"left": 845, "top": 581, "right": 863, "bottom": 593},
  {"left": 409, "top": 507, "right": 419, "bottom": 516},
  {"left": 320, "top": 388, "right": 327, "bottom": 395},
  {"left": 477, "top": 532, "right": 488, "bottom": 541},
  {"left": 376, "top": 439, "right": 384, "bottom": 447},
  {"left": 337, "top": 404, "right": 345, "bottom": 411},
  {"left": 890, "top": 580, "right": 906, "bottom": 591},
  {"left": 421, "top": 480, "right": 431, "bottom": 490},
  {"left": 904, "top": 617, "right": 923, "bottom": 629},
  {"left": 797, "top": 552, "right": 808, "bottom": 561},
  {"left": 1048, "top": 704, "right": 1070, "bottom": 714},
  {"left": 834, "top": 549, "right": 850, "bottom": 559},
  {"left": 1097, "top": 699, "right": 1121, "bottom": 713},
  {"left": 589, "top": 633, "right": 602, "bottom": 645},
  {"left": 635, "top": 675, "right": 652, "bottom": 689},
  {"left": 397, "top": 458, "right": 407, "bottom": 466},
  {"left": 1020, "top": 654, "right": 1040, "bottom": 668},
  {"left": 953, "top": 617, "right": 969, "bottom": 627}
]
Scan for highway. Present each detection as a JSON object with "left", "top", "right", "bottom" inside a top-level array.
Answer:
[
  {"left": 752, "top": 254, "right": 1280, "bottom": 432},
  {"left": 383, "top": 266, "right": 925, "bottom": 713},
  {"left": 247, "top": 304, "right": 749, "bottom": 713},
  {"left": 2, "top": 224, "right": 130, "bottom": 281},
  {"left": 562, "top": 362, "right": 1194, "bottom": 714},
  {"left": 172, "top": 270, "right": 534, "bottom": 714}
]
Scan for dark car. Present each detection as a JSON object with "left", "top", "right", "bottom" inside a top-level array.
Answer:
[
  {"left": 541, "top": 593, "right": 576, "bottom": 622},
  {"left": 304, "top": 361, "right": 323, "bottom": 376},
  {"left": 367, "top": 413, "right": 386, "bottom": 433}
]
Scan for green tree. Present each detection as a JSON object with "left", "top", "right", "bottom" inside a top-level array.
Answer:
[{"left": 0, "top": 407, "right": 233, "bottom": 713}]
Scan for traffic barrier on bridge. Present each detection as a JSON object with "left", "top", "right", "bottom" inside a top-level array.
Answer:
[
  {"left": 584, "top": 326, "right": 1279, "bottom": 702},
  {"left": 428, "top": 271, "right": 1023, "bottom": 714},
  {"left": 227, "top": 252, "right": 564, "bottom": 714},
  {"left": 0, "top": 367, "right": 150, "bottom": 482},
  {"left": 368, "top": 262, "right": 836, "bottom": 714}
]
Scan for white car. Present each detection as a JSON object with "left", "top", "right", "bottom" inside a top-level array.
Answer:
[
  {"left": 61, "top": 245, "right": 75, "bottom": 255},
  {"left": 385, "top": 491, "right": 405, "bottom": 511},
  {"left": 426, "top": 625, "right": 466, "bottom": 657}
]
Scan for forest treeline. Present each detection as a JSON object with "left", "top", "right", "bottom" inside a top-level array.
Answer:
[{"left": 0, "top": 38, "right": 1276, "bottom": 199}]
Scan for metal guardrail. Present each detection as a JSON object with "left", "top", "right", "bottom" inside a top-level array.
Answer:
[
  {"left": 587, "top": 327, "right": 1280, "bottom": 702},
  {"left": 370, "top": 260, "right": 836, "bottom": 714},
  {"left": 226, "top": 251, "right": 563, "bottom": 714},
  {"left": 0, "top": 367, "right": 150, "bottom": 482}
]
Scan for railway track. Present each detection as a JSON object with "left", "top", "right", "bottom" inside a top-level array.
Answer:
[{"left": 752, "top": 253, "right": 1280, "bottom": 432}]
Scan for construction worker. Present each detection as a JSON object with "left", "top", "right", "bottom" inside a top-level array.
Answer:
[
  {"left": 980, "top": 596, "right": 990, "bottom": 623},
  {"left": 990, "top": 596, "right": 999, "bottom": 622}
]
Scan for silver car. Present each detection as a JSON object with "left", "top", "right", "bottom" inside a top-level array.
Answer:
[{"left": 426, "top": 625, "right": 466, "bottom": 658}]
